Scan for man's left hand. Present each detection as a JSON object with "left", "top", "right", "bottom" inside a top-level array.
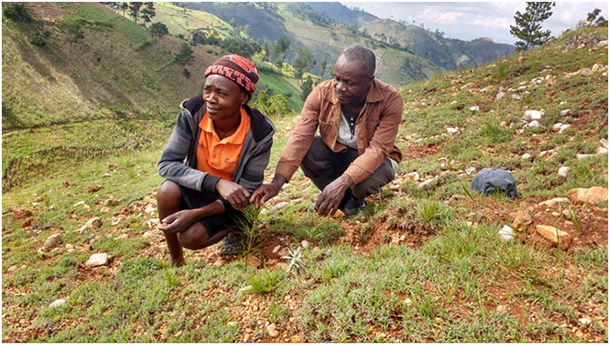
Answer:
[{"left": 314, "top": 175, "right": 353, "bottom": 216}]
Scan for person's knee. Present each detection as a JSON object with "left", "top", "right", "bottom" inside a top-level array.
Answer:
[
  {"left": 178, "top": 226, "right": 207, "bottom": 250},
  {"left": 157, "top": 181, "right": 182, "bottom": 207}
]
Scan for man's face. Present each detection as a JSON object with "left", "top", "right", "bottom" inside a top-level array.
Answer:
[{"left": 332, "top": 55, "right": 373, "bottom": 108}]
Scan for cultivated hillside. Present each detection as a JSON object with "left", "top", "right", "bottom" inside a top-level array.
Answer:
[{"left": 306, "top": 2, "right": 516, "bottom": 70}]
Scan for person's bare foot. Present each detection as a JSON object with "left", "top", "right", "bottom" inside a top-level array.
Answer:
[{"left": 169, "top": 255, "right": 186, "bottom": 267}]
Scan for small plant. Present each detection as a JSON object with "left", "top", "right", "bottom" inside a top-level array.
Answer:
[
  {"left": 231, "top": 205, "right": 265, "bottom": 257},
  {"left": 248, "top": 269, "right": 283, "bottom": 293},
  {"left": 567, "top": 204, "right": 583, "bottom": 235},
  {"left": 282, "top": 246, "right": 304, "bottom": 273}
]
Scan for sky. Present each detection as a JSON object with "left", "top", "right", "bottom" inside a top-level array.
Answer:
[{"left": 340, "top": 2, "right": 609, "bottom": 45}]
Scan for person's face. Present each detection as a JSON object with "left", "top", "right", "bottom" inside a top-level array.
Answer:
[
  {"left": 203, "top": 74, "right": 248, "bottom": 122},
  {"left": 332, "top": 55, "right": 373, "bottom": 107}
]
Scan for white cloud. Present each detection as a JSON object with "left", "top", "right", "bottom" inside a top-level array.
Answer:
[{"left": 341, "top": 2, "right": 608, "bottom": 44}]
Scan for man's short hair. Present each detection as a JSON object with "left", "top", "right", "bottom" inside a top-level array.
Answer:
[{"left": 341, "top": 45, "right": 376, "bottom": 77}]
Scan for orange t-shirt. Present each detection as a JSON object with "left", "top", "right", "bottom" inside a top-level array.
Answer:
[{"left": 196, "top": 108, "right": 251, "bottom": 181}]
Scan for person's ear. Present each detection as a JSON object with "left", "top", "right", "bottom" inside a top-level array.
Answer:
[{"left": 241, "top": 93, "right": 248, "bottom": 106}]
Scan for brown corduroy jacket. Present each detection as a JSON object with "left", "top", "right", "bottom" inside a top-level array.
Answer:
[{"left": 275, "top": 78, "right": 404, "bottom": 185}]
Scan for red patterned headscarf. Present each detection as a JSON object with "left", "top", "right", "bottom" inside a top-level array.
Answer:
[{"left": 205, "top": 55, "right": 259, "bottom": 100}]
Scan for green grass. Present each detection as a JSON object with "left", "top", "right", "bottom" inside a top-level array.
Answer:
[{"left": 2, "top": 6, "right": 608, "bottom": 343}]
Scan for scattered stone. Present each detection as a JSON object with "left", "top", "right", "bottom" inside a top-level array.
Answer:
[
  {"left": 85, "top": 253, "right": 108, "bottom": 267},
  {"left": 418, "top": 178, "right": 436, "bottom": 189},
  {"left": 89, "top": 185, "right": 103, "bottom": 193},
  {"left": 469, "top": 106, "right": 479, "bottom": 112},
  {"left": 104, "top": 198, "right": 120, "bottom": 207},
  {"left": 404, "top": 298, "right": 413, "bottom": 307},
  {"left": 497, "top": 225, "right": 515, "bottom": 242},
  {"left": 290, "top": 335, "right": 302, "bottom": 343},
  {"left": 246, "top": 255, "right": 262, "bottom": 268},
  {"left": 523, "top": 110, "right": 544, "bottom": 122},
  {"left": 267, "top": 324, "right": 279, "bottom": 338},
  {"left": 527, "top": 120, "right": 541, "bottom": 128},
  {"left": 559, "top": 109, "right": 572, "bottom": 116},
  {"left": 301, "top": 240, "right": 310, "bottom": 249},
  {"left": 143, "top": 230, "right": 164, "bottom": 242},
  {"left": 272, "top": 245, "right": 282, "bottom": 254},
  {"left": 447, "top": 127, "right": 459, "bottom": 134},
  {"left": 511, "top": 94, "right": 522, "bottom": 100},
  {"left": 100, "top": 207, "right": 111, "bottom": 213},
  {"left": 538, "top": 197, "right": 570, "bottom": 207},
  {"left": 49, "top": 299, "right": 66, "bottom": 308},
  {"left": 510, "top": 211, "right": 532, "bottom": 232},
  {"left": 568, "top": 186, "right": 608, "bottom": 204},
  {"left": 579, "top": 317, "right": 592, "bottom": 326},
  {"left": 79, "top": 217, "right": 103, "bottom": 233},
  {"left": 270, "top": 202, "right": 289, "bottom": 214},
  {"left": 102, "top": 173, "right": 111, "bottom": 178},
  {"left": 7, "top": 265, "right": 19, "bottom": 273},
  {"left": 43, "top": 234, "right": 63, "bottom": 250},
  {"left": 536, "top": 225, "right": 572, "bottom": 248},
  {"left": 521, "top": 153, "right": 532, "bottom": 161},
  {"left": 558, "top": 166, "right": 570, "bottom": 177},
  {"left": 495, "top": 91, "right": 505, "bottom": 101}
]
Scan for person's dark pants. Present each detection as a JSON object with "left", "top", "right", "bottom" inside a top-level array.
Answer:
[{"left": 300, "top": 136, "right": 396, "bottom": 200}]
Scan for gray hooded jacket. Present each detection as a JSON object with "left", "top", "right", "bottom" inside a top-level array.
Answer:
[{"left": 158, "top": 94, "right": 275, "bottom": 195}]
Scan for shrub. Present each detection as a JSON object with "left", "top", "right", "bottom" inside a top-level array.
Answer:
[{"left": 3, "top": 3, "right": 32, "bottom": 22}]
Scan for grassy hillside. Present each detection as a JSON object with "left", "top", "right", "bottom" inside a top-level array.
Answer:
[
  {"left": 1, "top": 2, "right": 303, "bottom": 191},
  {"left": 2, "top": 3, "right": 607, "bottom": 343}
]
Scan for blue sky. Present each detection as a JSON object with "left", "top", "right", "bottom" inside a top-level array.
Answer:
[{"left": 340, "top": 2, "right": 609, "bottom": 45}]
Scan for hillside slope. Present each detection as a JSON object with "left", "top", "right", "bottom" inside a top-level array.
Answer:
[
  {"left": 1, "top": 2, "right": 302, "bottom": 191},
  {"left": 1, "top": 23, "right": 607, "bottom": 343}
]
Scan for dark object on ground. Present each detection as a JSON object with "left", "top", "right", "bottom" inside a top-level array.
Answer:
[{"left": 470, "top": 168, "right": 518, "bottom": 198}]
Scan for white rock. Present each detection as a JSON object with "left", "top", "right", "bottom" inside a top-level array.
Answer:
[
  {"left": 527, "top": 120, "right": 541, "bottom": 128},
  {"left": 301, "top": 240, "right": 310, "bottom": 249},
  {"left": 497, "top": 225, "right": 515, "bottom": 242},
  {"left": 600, "top": 139, "right": 608, "bottom": 149},
  {"left": 495, "top": 92, "right": 505, "bottom": 101},
  {"left": 49, "top": 299, "right": 66, "bottom": 308},
  {"left": 447, "top": 127, "right": 459, "bottom": 134},
  {"left": 577, "top": 154, "right": 595, "bottom": 160},
  {"left": 558, "top": 166, "right": 570, "bottom": 177},
  {"left": 596, "top": 147, "right": 608, "bottom": 155},
  {"left": 558, "top": 124, "right": 571, "bottom": 133},
  {"left": 559, "top": 109, "right": 572, "bottom": 116},
  {"left": 523, "top": 110, "right": 544, "bottom": 122},
  {"left": 469, "top": 106, "right": 480, "bottom": 112},
  {"left": 521, "top": 153, "right": 532, "bottom": 161},
  {"left": 85, "top": 253, "right": 108, "bottom": 267},
  {"left": 579, "top": 317, "right": 592, "bottom": 326}
]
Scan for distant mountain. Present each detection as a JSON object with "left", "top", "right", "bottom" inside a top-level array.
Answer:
[{"left": 304, "top": 2, "right": 516, "bottom": 70}]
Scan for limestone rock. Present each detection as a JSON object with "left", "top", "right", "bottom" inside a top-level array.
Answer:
[
  {"left": 567, "top": 187, "right": 608, "bottom": 204},
  {"left": 85, "top": 253, "right": 108, "bottom": 267},
  {"left": 49, "top": 299, "right": 66, "bottom": 308},
  {"left": 510, "top": 211, "right": 532, "bottom": 232},
  {"left": 536, "top": 225, "right": 572, "bottom": 248}
]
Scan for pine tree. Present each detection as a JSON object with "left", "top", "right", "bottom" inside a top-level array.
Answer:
[{"left": 509, "top": 2, "right": 556, "bottom": 52}]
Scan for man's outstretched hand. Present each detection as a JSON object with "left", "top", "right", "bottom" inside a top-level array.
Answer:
[{"left": 250, "top": 174, "right": 287, "bottom": 208}]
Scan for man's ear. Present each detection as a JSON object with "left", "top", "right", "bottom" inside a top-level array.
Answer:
[{"left": 241, "top": 93, "right": 249, "bottom": 106}]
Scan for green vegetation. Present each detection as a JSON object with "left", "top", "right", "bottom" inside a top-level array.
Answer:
[{"left": 2, "top": 3, "right": 608, "bottom": 343}]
